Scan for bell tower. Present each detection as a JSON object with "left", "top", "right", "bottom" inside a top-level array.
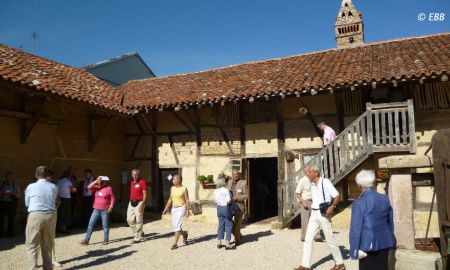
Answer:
[{"left": 335, "top": 0, "right": 364, "bottom": 49}]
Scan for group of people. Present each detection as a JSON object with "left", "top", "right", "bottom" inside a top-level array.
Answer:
[
  {"left": 294, "top": 164, "right": 395, "bottom": 270},
  {"left": 23, "top": 167, "right": 149, "bottom": 270}
]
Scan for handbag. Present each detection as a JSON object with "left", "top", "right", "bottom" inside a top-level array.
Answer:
[
  {"left": 229, "top": 191, "right": 238, "bottom": 216},
  {"left": 319, "top": 180, "right": 330, "bottom": 215}
]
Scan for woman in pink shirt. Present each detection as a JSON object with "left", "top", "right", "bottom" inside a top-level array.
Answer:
[{"left": 80, "top": 176, "right": 115, "bottom": 245}]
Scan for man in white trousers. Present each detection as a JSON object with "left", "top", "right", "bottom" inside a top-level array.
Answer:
[{"left": 294, "top": 165, "right": 345, "bottom": 270}]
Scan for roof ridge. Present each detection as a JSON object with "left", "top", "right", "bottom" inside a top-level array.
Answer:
[{"left": 121, "top": 32, "right": 450, "bottom": 85}]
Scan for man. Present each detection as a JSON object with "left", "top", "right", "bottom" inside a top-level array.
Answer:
[
  {"left": 127, "top": 169, "right": 147, "bottom": 243},
  {"left": 295, "top": 165, "right": 345, "bottom": 270},
  {"left": 226, "top": 169, "right": 248, "bottom": 245},
  {"left": 295, "top": 166, "right": 313, "bottom": 242},
  {"left": 0, "top": 171, "right": 21, "bottom": 237},
  {"left": 57, "top": 170, "right": 76, "bottom": 233},
  {"left": 318, "top": 122, "right": 336, "bottom": 146},
  {"left": 25, "top": 166, "right": 58, "bottom": 270},
  {"left": 81, "top": 169, "right": 94, "bottom": 227}
]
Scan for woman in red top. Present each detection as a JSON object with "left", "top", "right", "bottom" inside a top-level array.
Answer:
[{"left": 80, "top": 176, "right": 115, "bottom": 245}]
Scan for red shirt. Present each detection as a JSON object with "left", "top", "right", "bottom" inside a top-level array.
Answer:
[{"left": 130, "top": 179, "right": 147, "bottom": 201}]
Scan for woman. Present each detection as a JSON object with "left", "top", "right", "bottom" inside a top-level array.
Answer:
[
  {"left": 80, "top": 176, "right": 115, "bottom": 245},
  {"left": 214, "top": 178, "right": 233, "bottom": 250},
  {"left": 350, "top": 170, "right": 395, "bottom": 270},
  {"left": 162, "top": 174, "right": 190, "bottom": 250}
]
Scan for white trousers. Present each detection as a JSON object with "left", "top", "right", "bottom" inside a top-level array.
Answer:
[{"left": 301, "top": 210, "right": 344, "bottom": 268}]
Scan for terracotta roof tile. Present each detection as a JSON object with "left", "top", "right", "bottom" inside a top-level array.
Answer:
[
  {"left": 120, "top": 33, "right": 450, "bottom": 109},
  {"left": 0, "top": 44, "right": 128, "bottom": 114}
]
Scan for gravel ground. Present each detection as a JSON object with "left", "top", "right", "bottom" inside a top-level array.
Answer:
[{"left": 0, "top": 219, "right": 358, "bottom": 270}]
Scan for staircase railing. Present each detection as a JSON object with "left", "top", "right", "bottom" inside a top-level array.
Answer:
[{"left": 279, "top": 99, "right": 416, "bottom": 224}]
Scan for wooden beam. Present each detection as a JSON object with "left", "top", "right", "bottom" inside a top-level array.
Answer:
[
  {"left": 133, "top": 116, "right": 145, "bottom": 134},
  {"left": 125, "top": 131, "right": 193, "bottom": 137},
  {"left": 21, "top": 100, "right": 48, "bottom": 144},
  {"left": 239, "top": 103, "right": 247, "bottom": 176},
  {"left": 167, "top": 135, "right": 180, "bottom": 165},
  {"left": 128, "top": 135, "right": 142, "bottom": 160},
  {"left": 0, "top": 108, "right": 60, "bottom": 125},
  {"left": 217, "top": 125, "right": 234, "bottom": 154},
  {"left": 140, "top": 114, "right": 156, "bottom": 134},
  {"left": 171, "top": 111, "right": 197, "bottom": 136},
  {"left": 88, "top": 114, "right": 113, "bottom": 152}
]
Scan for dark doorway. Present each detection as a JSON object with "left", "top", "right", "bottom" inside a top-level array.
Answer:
[
  {"left": 248, "top": 158, "right": 278, "bottom": 222},
  {"left": 158, "top": 168, "right": 179, "bottom": 211}
]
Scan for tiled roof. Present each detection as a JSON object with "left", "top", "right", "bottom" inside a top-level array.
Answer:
[
  {"left": 0, "top": 44, "right": 129, "bottom": 114},
  {"left": 120, "top": 33, "right": 450, "bottom": 109}
]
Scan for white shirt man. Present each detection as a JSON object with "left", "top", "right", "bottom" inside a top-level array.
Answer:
[{"left": 295, "top": 166, "right": 345, "bottom": 270}]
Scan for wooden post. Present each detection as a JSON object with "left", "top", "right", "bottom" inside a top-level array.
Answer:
[
  {"left": 407, "top": 99, "right": 417, "bottom": 154},
  {"left": 149, "top": 112, "right": 160, "bottom": 210},
  {"left": 194, "top": 108, "right": 201, "bottom": 201},
  {"left": 431, "top": 129, "right": 450, "bottom": 269},
  {"left": 275, "top": 99, "right": 286, "bottom": 222},
  {"left": 334, "top": 91, "right": 346, "bottom": 132}
]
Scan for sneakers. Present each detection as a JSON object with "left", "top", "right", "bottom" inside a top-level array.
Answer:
[
  {"left": 330, "top": 264, "right": 346, "bottom": 270},
  {"left": 102, "top": 240, "right": 109, "bottom": 245}
]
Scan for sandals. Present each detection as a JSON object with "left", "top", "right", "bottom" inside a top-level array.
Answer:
[
  {"left": 171, "top": 244, "right": 178, "bottom": 250},
  {"left": 102, "top": 240, "right": 109, "bottom": 245},
  {"left": 217, "top": 244, "right": 224, "bottom": 249}
]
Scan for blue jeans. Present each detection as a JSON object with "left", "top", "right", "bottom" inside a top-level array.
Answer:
[
  {"left": 217, "top": 205, "right": 233, "bottom": 241},
  {"left": 85, "top": 209, "right": 109, "bottom": 241}
]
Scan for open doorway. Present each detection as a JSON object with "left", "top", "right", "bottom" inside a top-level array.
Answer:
[
  {"left": 247, "top": 158, "right": 278, "bottom": 222},
  {"left": 158, "top": 168, "right": 179, "bottom": 211}
]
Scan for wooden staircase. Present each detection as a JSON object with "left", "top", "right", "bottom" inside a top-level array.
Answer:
[{"left": 280, "top": 100, "right": 417, "bottom": 226}]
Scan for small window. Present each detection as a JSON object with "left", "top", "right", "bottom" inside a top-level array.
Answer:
[
  {"left": 345, "top": 3, "right": 349, "bottom": 7},
  {"left": 349, "top": 37, "right": 354, "bottom": 43},
  {"left": 230, "top": 159, "right": 241, "bottom": 172},
  {"left": 338, "top": 28, "right": 342, "bottom": 34},
  {"left": 348, "top": 11, "right": 353, "bottom": 17},
  {"left": 341, "top": 12, "right": 345, "bottom": 17}
]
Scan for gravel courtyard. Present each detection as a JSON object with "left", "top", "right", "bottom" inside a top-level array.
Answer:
[{"left": 0, "top": 219, "right": 358, "bottom": 270}]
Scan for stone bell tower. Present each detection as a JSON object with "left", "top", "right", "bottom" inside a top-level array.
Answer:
[{"left": 335, "top": 0, "right": 364, "bottom": 49}]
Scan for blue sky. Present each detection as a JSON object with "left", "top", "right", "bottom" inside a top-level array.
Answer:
[{"left": 1, "top": 0, "right": 449, "bottom": 77}]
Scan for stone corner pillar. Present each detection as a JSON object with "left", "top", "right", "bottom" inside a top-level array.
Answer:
[{"left": 388, "top": 168, "right": 415, "bottom": 250}]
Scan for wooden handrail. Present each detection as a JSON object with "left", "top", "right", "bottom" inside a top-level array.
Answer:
[{"left": 280, "top": 100, "right": 416, "bottom": 224}]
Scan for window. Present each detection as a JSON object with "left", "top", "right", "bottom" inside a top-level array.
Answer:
[
  {"left": 342, "top": 12, "right": 345, "bottom": 17},
  {"left": 349, "top": 37, "right": 354, "bottom": 43},
  {"left": 348, "top": 11, "right": 353, "bottom": 17},
  {"left": 230, "top": 159, "right": 241, "bottom": 172}
]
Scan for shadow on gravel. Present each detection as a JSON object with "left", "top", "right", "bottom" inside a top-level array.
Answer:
[
  {"left": 239, "top": 230, "right": 273, "bottom": 246},
  {"left": 186, "top": 234, "right": 216, "bottom": 245},
  {"left": 310, "top": 245, "right": 350, "bottom": 269},
  {"left": 64, "top": 250, "right": 137, "bottom": 270},
  {"left": 59, "top": 245, "right": 132, "bottom": 265},
  {"left": 0, "top": 235, "right": 25, "bottom": 251}
]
